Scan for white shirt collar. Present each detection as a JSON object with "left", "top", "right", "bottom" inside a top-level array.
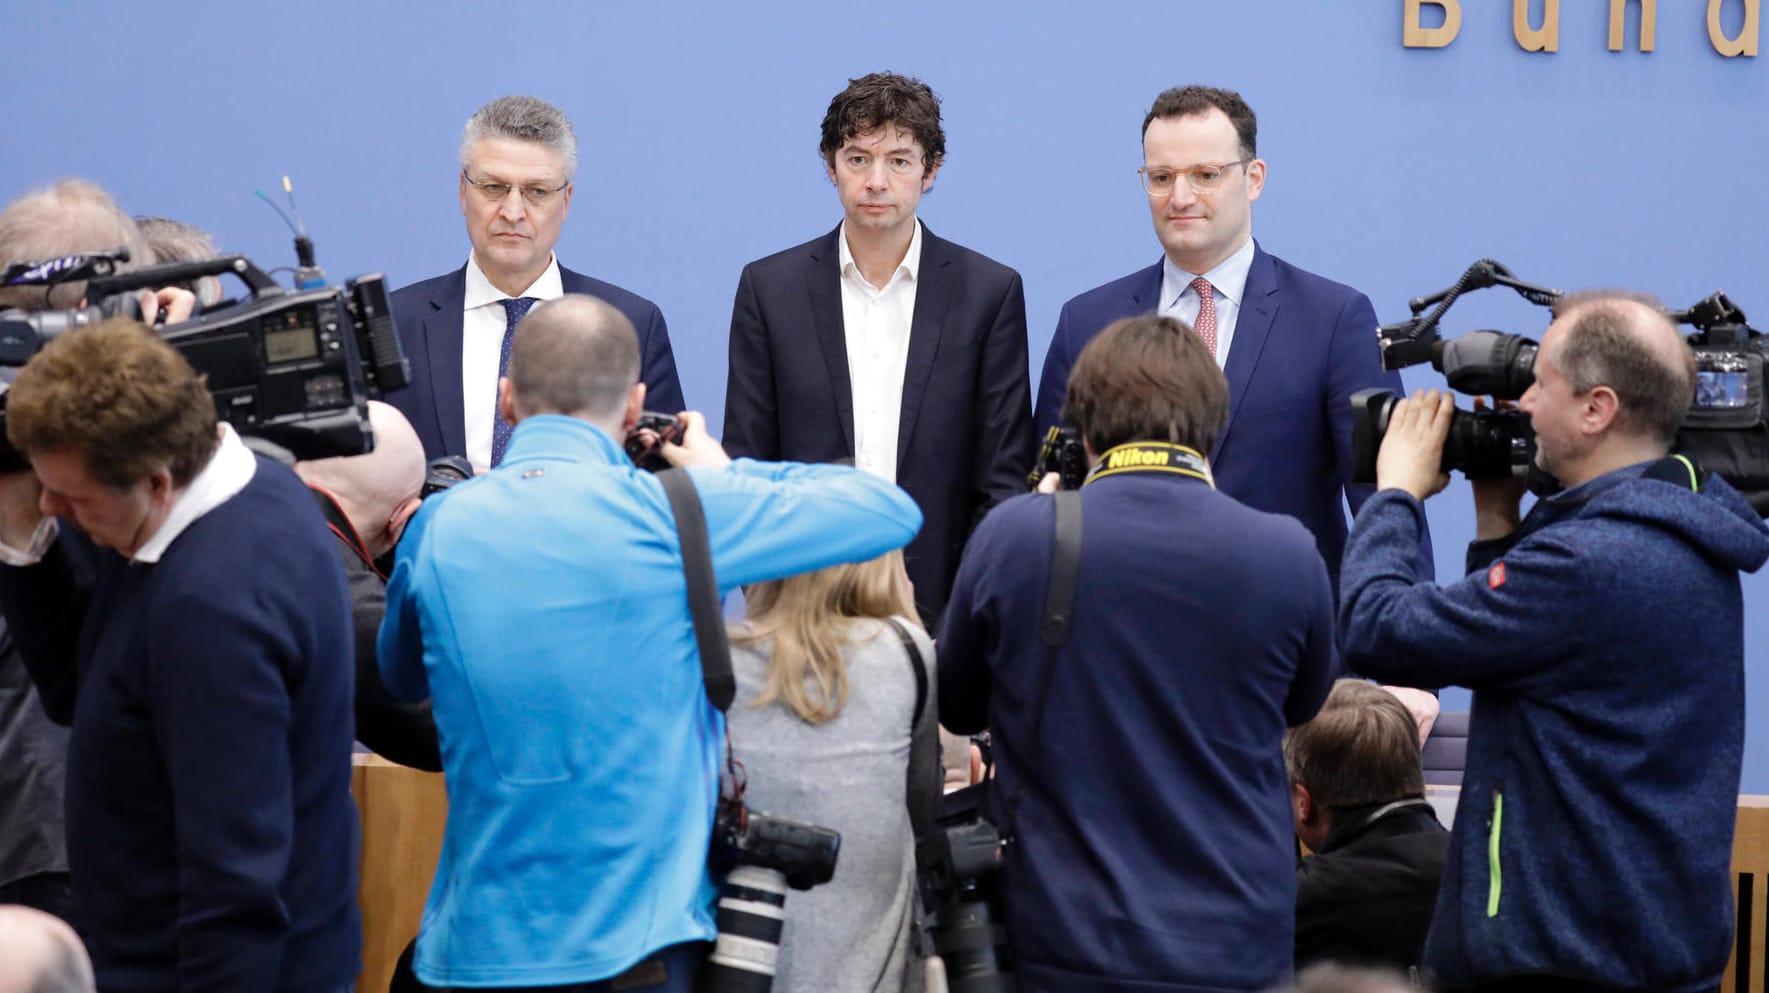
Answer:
[
  {"left": 462, "top": 253, "right": 565, "bottom": 310},
  {"left": 1162, "top": 233, "right": 1257, "bottom": 311},
  {"left": 132, "top": 422, "right": 257, "bottom": 564},
  {"left": 837, "top": 219, "right": 923, "bottom": 289}
]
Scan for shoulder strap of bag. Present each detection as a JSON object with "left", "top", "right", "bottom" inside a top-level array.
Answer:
[
  {"left": 658, "top": 468, "right": 735, "bottom": 712},
  {"left": 884, "top": 616, "right": 928, "bottom": 735},
  {"left": 999, "top": 489, "right": 1083, "bottom": 842}
]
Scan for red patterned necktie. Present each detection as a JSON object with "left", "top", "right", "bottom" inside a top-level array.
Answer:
[{"left": 1190, "top": 275, "right": 1218, "bottom": 358}]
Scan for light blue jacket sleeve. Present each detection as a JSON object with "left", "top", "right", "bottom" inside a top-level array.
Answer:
[
  {"left": 376, "top": 500, "right": 437, "bottom": 703},
  {"left": 693, "top": 459, "right": 922, "bottom": 590}
]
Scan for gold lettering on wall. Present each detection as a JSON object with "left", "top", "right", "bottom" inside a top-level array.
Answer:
[
  {"left": 1609, "top": 0, "right": 1657, "bottom": 51},
  {"left": 1708, "top": 0, "right": 1760, "bottom": 56},
  {"left": 1514, "top": 0, "right": 1561, "bottom": 52},
  {"left": 1404, "top": 0, "right": 1463, "bottom": 47}
]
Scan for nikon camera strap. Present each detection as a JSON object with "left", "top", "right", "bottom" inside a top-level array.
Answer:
[{"left": 658, "top": 468, "right": 736, "bottom": 712}]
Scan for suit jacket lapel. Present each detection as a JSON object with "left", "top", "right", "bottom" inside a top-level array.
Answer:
[
  {"left": 805, "top": 227, "right": 855, "bottom": 455},
  {"left": 897, "top": 227, "right": 951, "bottom": 468},
  {"left": 424, "top": 268, "right": 470, "bottom": 459},
  {"left": 1215, "top": 243, "right": 1278, "bottom": 461}
]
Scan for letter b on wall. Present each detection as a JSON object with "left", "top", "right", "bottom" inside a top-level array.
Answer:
[{"left": 1405, "top": 0, "right": 1462, "bottom": 47}]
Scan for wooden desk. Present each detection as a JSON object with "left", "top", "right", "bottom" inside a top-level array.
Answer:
[
  {"left": 1728, "top": 796, "right": 1769, "bottom": 993},
  {"left": 351, "top": 755, "right": 447, "bottom": 993}
]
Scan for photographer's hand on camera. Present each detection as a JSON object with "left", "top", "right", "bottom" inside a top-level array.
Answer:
[
  {"left": 135, "top": 286, "right": 197, "bottom": 326},
  {"left": 1375, "top": 389, "right": 1454, "bottom": 501},
  {"left": 1469, "top": 397, "right": 1530, "bottom": 540},
  {"left": 657, "top": 411, "right": 732, "bottom": 471}
]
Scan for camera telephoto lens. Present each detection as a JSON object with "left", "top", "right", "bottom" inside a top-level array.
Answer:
[{"left": 703, "top": 864, "right": 789, "bottom": 993}]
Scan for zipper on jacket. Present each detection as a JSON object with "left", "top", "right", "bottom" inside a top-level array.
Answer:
[{"left": 1486, "top": 790, "right": 1504, "bottom": 918}]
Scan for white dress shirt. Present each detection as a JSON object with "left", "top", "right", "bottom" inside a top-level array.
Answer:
[
  {"left": 0, "top": 423, "right": 257, "bottom": 566},
  {"left": 838, "top": 220, "right": 923, "bottom": 484},
  {"left": 461, "top": 254, "right": 565, "bottom": 471},
  {"left": 1160, "top": 234, "right": 1257, "bottom": 369}
]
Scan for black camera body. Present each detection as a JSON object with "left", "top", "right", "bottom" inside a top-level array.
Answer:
[
  {"left": 917, "top": 783, "right": 1014, "bottom": 993},
  {"left": 0, "top": 252, "right": 409, "bottom": 469},
  {"left": 1029, "top": 425, "right": 1087, "bottom": 491},
  {"left": 622, "top": 410, "right": 682, "bottom": 472},
  {"left": 703, "top": 800, "right": 841, "bottom": 993},
  {"left": 419, "top": 455, "right": 475, "bottom": 500}
]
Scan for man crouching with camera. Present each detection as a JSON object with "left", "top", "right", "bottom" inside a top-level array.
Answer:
[
  {"left": 1339, "top": 291, "right": 1769, "bottom": 993},
  {"left": 0, "top": 317, "right": 362, "bottom": 993},
  {"left": 938, "top": 313, "right": 1339, "bottom": 993}
]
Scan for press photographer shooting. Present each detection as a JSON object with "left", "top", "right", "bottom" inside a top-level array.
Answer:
[{"left": 1338, "top": 290, "right": 1769, "bottom": 993}]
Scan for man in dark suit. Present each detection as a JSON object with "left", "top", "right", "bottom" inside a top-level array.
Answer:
[
  {"left": 723, "top": 73, "right": 1033, "bottom": 621},
  {"left": 1033, "top": 85, "right": 1423, "bottom": 586},
  {"left": 388, "top": 95, "right": 684, "bottom": 470}
]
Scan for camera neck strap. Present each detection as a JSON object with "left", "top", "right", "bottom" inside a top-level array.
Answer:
[
  {"left": 657, "top": 468, "right": 737, "bottom": 713},
  {"left": 1082, "top": 441, "right": 1214, "bottom": 488},
  {"left": 1000, "top": 489, "right": 1083, "bottom": 844}
]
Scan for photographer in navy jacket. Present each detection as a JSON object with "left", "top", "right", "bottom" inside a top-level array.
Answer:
[
  {"left": 939, "top": 313, "right": 1338, "bottom": 993},
  {"left": 0, "top": 318, "right": 361, "bottom": 993}
]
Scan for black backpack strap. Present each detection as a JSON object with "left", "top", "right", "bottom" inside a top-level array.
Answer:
[
  {"left": 884, "top": 616, "right": 928, "bottom": 734},
  {"left": 658, "top": 468, "right": 734, "bottom": 712}
]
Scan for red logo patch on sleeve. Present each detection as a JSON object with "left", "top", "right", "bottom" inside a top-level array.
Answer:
[{"left": 1488, "top": 562, "right": 1507, "bottom": 589}]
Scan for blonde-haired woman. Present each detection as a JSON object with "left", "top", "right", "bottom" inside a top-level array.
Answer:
[{"left": 727, "top": 549, "right": 941, "bottom": 993}]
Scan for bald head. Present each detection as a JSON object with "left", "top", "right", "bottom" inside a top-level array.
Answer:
[
  {"left": 0, "top": 179, "right": 153, "bottom": 311},
  {"left": 0, "top": 906, "right": 94, "bottom": 993},
  {"left": 505, "top": 294, "right": 642, "bottom": 428},
  {"left": 1548, "top": 290, "right": 1695, "bottom": 445},
  {"left": 293, "top": 401, "right": 427, "bottom": 556}
]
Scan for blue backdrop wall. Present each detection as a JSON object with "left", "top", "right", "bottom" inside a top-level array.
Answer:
[{"left": 6, "top": 1, "right": 1767, "bottom": 786}]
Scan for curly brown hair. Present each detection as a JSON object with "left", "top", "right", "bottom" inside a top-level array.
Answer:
[
  {"left": 819, "top": 72, "right": 946, "bottom": 173},
  {"left": 6, "top": 317, "right": 217, "bottom": 488}
]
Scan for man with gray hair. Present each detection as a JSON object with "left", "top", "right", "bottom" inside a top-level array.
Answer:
[
  {"left": 134, "top": 216, "right": 224, "bottom": 308},
  {"left": 1342, "top": 291, "right": 1769, "bottom": 992},
  {"left": 0, "top": 905, "right": 94, "bottom": 993},
  {"left": 387, "top": 94, "right": 684, "bottom": 473},
  {"left": 378, "top": 294, "right": 920, "bottom": 991}
]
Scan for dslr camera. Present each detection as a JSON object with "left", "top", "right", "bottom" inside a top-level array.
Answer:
[
  {"left": 916, "top": 782, "right": 1014, "bottom": 993},
  {"left": 1352, "top": 260, "right": 1769, "bottom": 512},
  {"left": 702, "top": 797, "right": 841, "bottom": 993},
  {"left": 0, "top": 248, "right": 409, "bottom": 470},
  {"left": 1027, "top": 425, "right": 1087, "bottom": 491}
]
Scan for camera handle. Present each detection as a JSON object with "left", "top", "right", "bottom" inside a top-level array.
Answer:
[{"left": 995, "top": 489, "right": 1083, "bottom": 847}]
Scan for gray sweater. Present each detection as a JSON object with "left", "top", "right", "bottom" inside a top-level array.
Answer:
[{"left": 728, "top": 617, "right": 941, "bottom": 993}]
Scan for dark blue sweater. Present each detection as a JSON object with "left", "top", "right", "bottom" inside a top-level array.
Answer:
[
  {"left": 939, "top": 470, "right": 1338, "bottom": 993},
  {"left": 1341, "top": 465, "right": 1769, "bottom": 991},
  {"left": 0, "top": 457, "right": 361, "bottom": 993}
]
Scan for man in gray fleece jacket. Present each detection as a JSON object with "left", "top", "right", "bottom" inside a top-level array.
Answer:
[{"left": 1339, "top": 290, "right": 1769, "bottom": 993}]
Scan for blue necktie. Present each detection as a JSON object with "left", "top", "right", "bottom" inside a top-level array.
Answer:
[{"left": 490, "top": 296, "right": 539, "bottom": 467}]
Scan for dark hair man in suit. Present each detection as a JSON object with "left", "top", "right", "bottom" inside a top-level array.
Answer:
[
  {"left": 941, "top": 313, "right": 1337, "bottom": 993},
  {"left": 1288, "top": 679, "right": 1448, "bottom": 973},
  {"left": 722, "top": 71, "right": 1033, "bottom": 623},
  {"left": 1032, "top": 85, "right": 1428, "bottom": 591},
  {"left": 387, "top": 94, "right": 685, "bottom": 472}
]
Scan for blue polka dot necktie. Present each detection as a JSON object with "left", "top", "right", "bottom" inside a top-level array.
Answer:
[{"left": 490, "top": 296, "right": 539, "bottom": 467}]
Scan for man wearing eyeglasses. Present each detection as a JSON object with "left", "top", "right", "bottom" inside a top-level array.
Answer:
[
  {"left": 722, "top": 72, "right": 1033, "bottom": 624},
  {"left": 387, "top": 95, "right": 685, "bottom": 472},
  {"left": 1033, "top": 85, "right": 1422, "bottom": 590}
]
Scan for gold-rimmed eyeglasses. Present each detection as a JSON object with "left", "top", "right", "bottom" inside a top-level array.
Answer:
[
  {"left": 1137, "top": 158, "right": 1253, "bottom": 197},
  {"left": 462, "top": 172, "right": 570, "bottom": 207}
]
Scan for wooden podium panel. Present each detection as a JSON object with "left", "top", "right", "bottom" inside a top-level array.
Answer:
[
  {"left": 351, "top": 755, "right": 448, "bottom": 993},
  {"left": 1727, "top": 796, "right": 1769, "bottom": 993}
]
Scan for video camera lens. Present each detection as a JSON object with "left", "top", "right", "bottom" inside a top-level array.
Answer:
[{"left": 1350, "top": 389, "right": 1536, "bottom": 484}]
